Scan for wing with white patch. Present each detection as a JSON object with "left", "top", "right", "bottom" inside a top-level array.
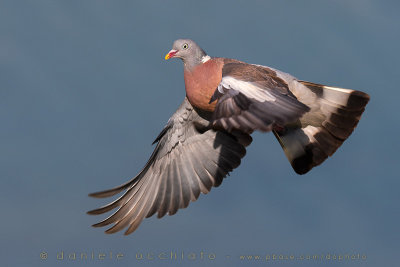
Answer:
[
  {"left": 87, "top": 98, "right": 251, "bottom": 235},
  {"left": 210, "top": 62, "right": 310, "bottom": 133}
]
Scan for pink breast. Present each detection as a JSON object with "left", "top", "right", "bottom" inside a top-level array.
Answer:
[{"left": 184, "top": 59, "right": 223, "bottom": 112}]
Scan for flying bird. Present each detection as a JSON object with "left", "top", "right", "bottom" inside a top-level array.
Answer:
[{"left": 88, "top": 39, "right": 370, "bottom": 235}]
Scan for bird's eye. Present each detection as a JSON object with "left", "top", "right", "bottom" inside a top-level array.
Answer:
[{"left": 182, "top": 43, "right": 189, "bottom": 49}]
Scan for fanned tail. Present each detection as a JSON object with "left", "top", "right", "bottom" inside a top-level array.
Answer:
[{"left": 274, "top": 81, "right": 370, "bottom": 174}]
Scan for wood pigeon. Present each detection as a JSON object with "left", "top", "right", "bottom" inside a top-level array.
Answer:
[{"left": 88, "top": 39, "right": 370, "bottom": 235}]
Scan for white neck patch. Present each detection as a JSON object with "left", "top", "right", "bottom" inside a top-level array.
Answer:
[{"left": 201, "top": 55, "right": 211, "bottom": 63}]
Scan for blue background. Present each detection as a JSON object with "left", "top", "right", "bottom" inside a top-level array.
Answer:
[{"left": 1, "top": 0, "right": 399, "bottom": 266}]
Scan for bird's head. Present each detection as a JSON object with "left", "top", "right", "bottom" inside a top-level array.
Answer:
[{"left": 165, "top": 39, "right": 208, "bottom": 69}]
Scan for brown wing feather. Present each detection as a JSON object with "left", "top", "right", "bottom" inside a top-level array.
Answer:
[{"left": 210, "top": 62, "right": 310, "bottom": 133}]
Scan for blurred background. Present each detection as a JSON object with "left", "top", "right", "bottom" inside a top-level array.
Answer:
[{"left": 1, "top": 0, "right": 399, "bottom": 266}]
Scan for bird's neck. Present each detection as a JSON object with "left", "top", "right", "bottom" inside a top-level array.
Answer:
[{"left": 183, "top": 52, "right": 210, "bottom": 71}]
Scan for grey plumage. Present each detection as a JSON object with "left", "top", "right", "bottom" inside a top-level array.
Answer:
[
  {"left": 88, "top": 39, "right": 370, "bottom": 234},
  {"left": 87, "top": 98, "right": 250, "bottom": 235},
  {"left": 271, "top": 71, "right": 370, "bottom": 174}
]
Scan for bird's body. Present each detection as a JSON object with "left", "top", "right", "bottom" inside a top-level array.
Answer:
[{"left": 88, "top": 39, "right": 370, "bottom": 235}]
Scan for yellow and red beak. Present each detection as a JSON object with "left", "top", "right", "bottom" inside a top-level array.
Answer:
[{"left": 165, "top": 49, "right": 178, "bottom": 60}]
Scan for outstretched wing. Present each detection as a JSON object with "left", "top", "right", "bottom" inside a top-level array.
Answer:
[
  {"left": 210, "top": 62, "right": 310, "bottom": 133},
  {"left": 87, "top": 98, "right": 251, "bottom": 235}
]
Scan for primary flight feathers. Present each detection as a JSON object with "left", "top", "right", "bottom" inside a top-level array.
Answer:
[{"left": 88, "top": 39, "right": 370, "bottom": 235}]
